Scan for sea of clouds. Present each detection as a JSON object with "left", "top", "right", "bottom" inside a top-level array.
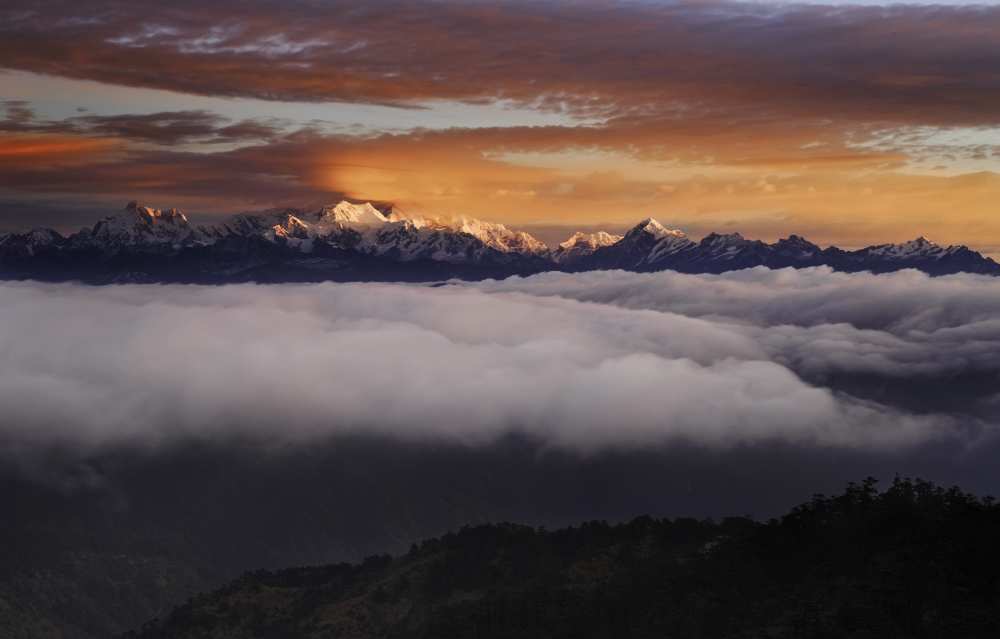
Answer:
[{"left": 1, "top": 267, "right": 997, "bottom": 457}]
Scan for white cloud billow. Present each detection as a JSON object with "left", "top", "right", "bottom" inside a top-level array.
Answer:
[{"left": 1, "top": 267, "right": 995, "bottom": 455}]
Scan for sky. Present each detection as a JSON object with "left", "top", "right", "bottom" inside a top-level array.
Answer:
[{"left": 2, "top": 0, "right": 1000, "bottom": 252}]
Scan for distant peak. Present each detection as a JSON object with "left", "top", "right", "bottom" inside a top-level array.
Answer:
[
  {"left": 703, "top": 232, "right": 745, "bottom": 243},
  {"left": 320, "top": 201, "right": 389, "bottom": 226},
  {"left": 456, "top": 216, "right": 509, "bottom": 235},
  {"left": 638, "top": 217, "right": 664, "bottom": 231},
  {"left": 117, "top": 201, "right": 188, "bottom": 226},
  {"left": 628, "top": 218, "right": 684, "bottom": 240},
  {"left": 558, "top": 230, "right": 622, "bottom": 250},
  {"left": 778, "top": 234, "right": 817, "bottom": 246},
  {"left": 896, "top": 236, "right": 940, "bottom": 251},
  {"left": 455, "top": 217, "right": 548, "bottom": 254}
]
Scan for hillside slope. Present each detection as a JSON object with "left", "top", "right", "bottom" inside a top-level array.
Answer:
[{"left": 126, "top": 478, "right": 1000, "bottom": 639}]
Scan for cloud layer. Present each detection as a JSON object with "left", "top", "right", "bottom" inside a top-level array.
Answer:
[
  {"left": 1, "top": 267, "right": 995, "bottom": 458},
  {"left": 4, "top": 0, "right": 1000, "bottom": 125}
]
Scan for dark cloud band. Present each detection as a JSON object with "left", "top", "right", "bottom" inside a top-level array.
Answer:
[{"left": 2, "top": 1, "right": 1000, "bottom": 127}]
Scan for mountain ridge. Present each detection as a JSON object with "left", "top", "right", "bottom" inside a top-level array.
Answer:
[
  {"left": 122, "top": 478, "right": 1000, "bottom": 639},
  {"left": 2, "top": 201, "right": 998, "bottom": 283}
]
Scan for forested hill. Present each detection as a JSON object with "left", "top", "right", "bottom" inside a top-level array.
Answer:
[{"left": 126, "top": 478, "right": 1000, "bottom": 639}]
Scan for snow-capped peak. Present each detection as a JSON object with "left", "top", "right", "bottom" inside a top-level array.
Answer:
[
  {"left": 454, "top": 217, "right": 548, "bottom": 255},
  {"left": 558, "top": 231, "right": 623, "bottom": 251},
  {"left": 864, "top": 236, "right": 948, "bottom": 259},
  {"left": 903, "top": 237, "right": 934, "bottom": 251},
  {"left": 382, "top": 206, "right": 431, "bottom": 229},
  {"left": 319, "top": 201, "right": 389, "bottom": 227},
  {"left": 627, "top": 218, "right": 685, "bottom": 241},
  {"left": 81, "top": 201, "right": 196, "bottom": 248},
  {"left": 123, "top": 200, "right": 189, "bottom": 227},
  {"left": 553, "top": 230, "right": 624, "bottom": 264}
]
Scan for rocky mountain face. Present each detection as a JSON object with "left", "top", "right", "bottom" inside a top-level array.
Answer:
[{"left": 1, "top": 201, "right": 998, "bottom": 283}]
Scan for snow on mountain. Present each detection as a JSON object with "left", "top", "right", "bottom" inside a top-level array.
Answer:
[
  {"left": 697, "top": 233, "right": 753, "bottom": 258},
  {"left": 317, "top": 201, "right": 389, "bottom": 228},
  {"left": 859, "top": 237, "right": 960, "bottom": 260},
  {"left": 2, "top": 200, "right": 998, "bottom": 281},
  {"left": 74, "top": 201, "right": 198, "bottom": 249},
  {"left": 646, "top": 231, "right": 696, "bottom": 265},
  {"left": 625, "top": 218, "right": 694, "bottom": 267},
  {"left": 584, "top": 218, "right": 692, "bottom": 269},
  {"left": 558, "top": 231, "right": 622, "bottom": 251},
  {"left": 383, "top": 207, "right": 431, "bottom": 229},
  {"left": 627, "top": 218, "right": 683, "bottom": 241},
  {"left": 0, "top": 227, "right": 65, "bottom": 257},
  {"left": 454, "top": 218, "right": 549, "bottom": 256},
  {"left": 553, "top": 231, "right": 623, "bottom": 263},
  {"left": 200, "top": 209, "right": 307, "bottom": 240},
  {"left": 197, "top": 201, "right": 549, "bottom": 263},
  {"left": 842, "top": 237, "right": 1000, "bottom": 274},
  {"left": 366, "top": 223, "right": 501, "bottom": 263}
]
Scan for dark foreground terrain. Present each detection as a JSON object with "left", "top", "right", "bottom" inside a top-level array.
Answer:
[{"left": 125, "top": 478, "right": 1000, "bottom": 639}]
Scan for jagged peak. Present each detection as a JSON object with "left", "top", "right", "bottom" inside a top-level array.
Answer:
[
  {"left": 861, "top": 236, "right": 952, "bottom": 259},
  {"left": 270, "top": 215, "right": 311, "bottom": 239},
  {"left": 627, "top": 218, "right": 685, "bottom": 240},
  {"left": 79, "top": 201, "right": 196, "bottom": 247},
  {"left": 454, "top": 217, "right": 548, "bottom": 254},
  {"left": 122, "top": 201, "right": 189, "bottom": 226},
  {"left": 25, "top": 227, "right": 63, "bottom": 242},
  {"left": 774, "top": 234, "right": 820, "bottom": 248},
  {"left": 6, "top": 201, "right": 996, "bottom": 276},
  {"left": 782, "top": 234, "right": 812, "bottom": 243},
  {"left": 319, "top": 200, "right": 389, "bottom": 226},
  {"left": 383, "top": 207, "right": 431, "bottom": 229},
  {"left": 558, "top": 230, "right": 622, "bottom": 250},
  {"left": 454, "top": 216, "right": 516, "bottom": 235},
  {"left": 703, "top": 231, "right": 745, "bottom": 242}
]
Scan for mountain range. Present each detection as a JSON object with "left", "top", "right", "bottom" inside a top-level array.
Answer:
[{"left": 1, "top": 201, "right": 997, "bottom": 283}]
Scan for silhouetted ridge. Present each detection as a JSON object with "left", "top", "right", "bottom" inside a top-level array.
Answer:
[{"left": 125, "top": 478, "right": 1000, "bottom": 639}]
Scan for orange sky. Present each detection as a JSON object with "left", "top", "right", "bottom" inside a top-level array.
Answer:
[{"left": 2, "top": 0, "right": 1000, "bottom": 253}]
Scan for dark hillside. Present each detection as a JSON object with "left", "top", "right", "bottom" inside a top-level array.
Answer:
[{"left": 127, "top": 478, "right": 1000, "bottom": 639}]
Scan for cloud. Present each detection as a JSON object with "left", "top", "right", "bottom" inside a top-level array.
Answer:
[
  {"left": 472, "top": 267, "right": 1000, "bottom": 332},
  {"left": 2, "top": 1, "right": 1000, "bottom": 128},
  {"left": 0, "top": 101, "right": 284, "bottom": 146},
  {"left": 1, "top": 268, "right": 995, "bottom": 460}
]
